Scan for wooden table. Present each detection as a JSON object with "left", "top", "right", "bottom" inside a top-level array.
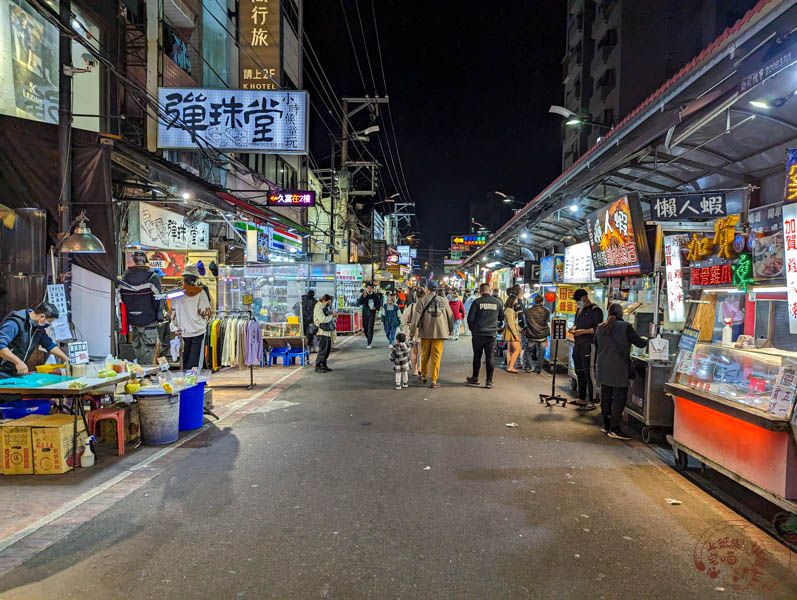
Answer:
[{"left": 0, "top": 372, "right": 137, "bottom": 473}]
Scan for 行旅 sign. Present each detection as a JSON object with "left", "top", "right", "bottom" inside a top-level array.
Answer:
[
  {"left": 134, "top": 203, "right": 209, "bottom": 250},
  {"left": 239, "top": 0, "right": 281, "bottom": 91},
  {"left": 157, "top": 88, "right": 308, "bottom": 154},
  {"left": 649, "top": 192, "right": 726, "bottom": 221}
]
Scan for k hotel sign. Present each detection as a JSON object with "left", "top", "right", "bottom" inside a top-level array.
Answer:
[
  {"left": 158, "top": 88, "right": 308, "bottom": 154},
  {"left": 240, "top": 0, "right": 282, "bottom": 91}
]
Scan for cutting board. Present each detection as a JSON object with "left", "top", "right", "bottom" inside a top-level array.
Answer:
[{"left": 0, "top": 373, "right": 75, "bottom": 388}]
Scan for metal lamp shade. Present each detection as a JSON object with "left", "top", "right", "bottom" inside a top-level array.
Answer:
[{"left": 60, "top": 222, "right": 106, "bottom": 254}]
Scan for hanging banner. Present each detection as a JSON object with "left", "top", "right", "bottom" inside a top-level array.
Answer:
[
  {"left": 133, "top": 203, "right": 209, "bottom": 250},
  {"left": 158, "top": 88, "right": 308, "bottom": 154},
  {"left": 663, "top": 235, "right": 685, "bottom": 322},
  {"left": 586, "top": 195, "right": 652, "bottom": 277},
  {"left": 239, "top": 0, "right": 281, "bottom": 91},
  {"left": 556, "top": 285, "right": 578, "bottom": 314},
  {"left": 782, "top": 202, "right": 797, "bottom": 334},
  {"left": 649, "top": 192, "right": 726, "bottom": 220},
  {"left": 563, "top": 242, "right": 596, "bottom": 283}
]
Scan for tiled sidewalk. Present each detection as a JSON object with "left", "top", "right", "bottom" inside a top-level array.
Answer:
[{"left": 0, "top": 335, "right": 358, "bottom": 575}]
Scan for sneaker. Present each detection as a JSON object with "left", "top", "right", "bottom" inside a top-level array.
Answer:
[
  {"left": 420, "top": 377, "right": 428, "bottom": 384},
  {"left": 466, "top": 376, "right": 480, "bottom": 386},
  {"left": 600, "top": 427, "right": 609, "bottom": 434},
  {"left": 389, "top": 344, "right": 394, "bottom": 349},
  {"left": 430, "top": 381, "right": 440, "bottom": 388},
  {"left": 577, "top": 402, "right": 597, "bottom": 412},
  {"left": 395, "top": 384, "right": 402, "bottom": 390},
  {"left": 402, "top": 383, "right": 408, "bottom": 388},
  {"left": 607, "top": 430, "right": 631, "bottom": 440},
  {"left": 366, "top": 344, "right": 372, "bottom": 349},
  {"left": 485, "top": 381, "right": 494, "bottom": 389}
]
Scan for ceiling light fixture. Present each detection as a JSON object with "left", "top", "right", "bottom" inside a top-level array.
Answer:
[
  {"left": 182, "top": 192, "right": 190, "bottom": 200},
  {"left": 749, "top": 100, "right": 770, "bottom": 109},
  {"left": 565, "top": 118, "right": 582, "bottom": 126},
  {"left": 569, "top": 204, "right": 579, "bottom": 212}
]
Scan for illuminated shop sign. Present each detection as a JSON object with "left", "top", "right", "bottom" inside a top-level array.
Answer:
[
  {"left": 663, "top": 235, "right": 685, "bottom": 322},
  {"left": 563, "top": 242, "right": 596, "bottom": 283},
  {"left": 585, "top": 195, "right": 651, "bottom": 277},
  {"left": 267, "top": 190, "right": 316, "bottom": 207},
  {"left": 157, "top": 88, "right": 308, "bottom": 154},
  {"left": 451, "top": 235, "right": 486, "bottom": 247},
  {"left": 783, "top": 202, "right": 797, "bottom": 334},
  {"left": 239, "top": 0, "right": 281, "bottom": 91},
  {"left": 650, "top": 192, "right": 726, "bottom": 220},
  {"left": 539, "top": 254, "right": 564, "bottom": 284}
]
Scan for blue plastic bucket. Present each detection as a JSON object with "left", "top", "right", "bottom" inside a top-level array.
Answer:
[
  {"left": 0, "top": 399, "right": 52, "bottom": 419},
  {"left": 136, "top": 393, "right": 180, "bottom": 445},
  {"left": 178, "top": 382, "right": 206, "bottom": 431}
]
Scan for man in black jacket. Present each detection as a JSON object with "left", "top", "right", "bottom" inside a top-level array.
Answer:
[
  {"left": 120, "top": 251, "right": 162, "bottom": 365},
  {"left": 357, "top": 283, "right": 382, "bottom": 348},
  {"left": 466, "top": 283, "right": 504, "bottom": 389},
  {"left": 570, "top": 288, "right": 604, "bottom": 411}
]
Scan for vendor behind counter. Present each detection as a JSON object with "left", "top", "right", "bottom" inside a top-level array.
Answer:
[{"left": 0, "top": 303, "right": 69, "bottom": 377}]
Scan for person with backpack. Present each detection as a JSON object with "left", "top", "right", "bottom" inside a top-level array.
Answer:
[
  {"left": 301, "top": 289, "right": 318, "bottom": 352},
  {"left": 595, "top": 302, "right": 648, "bottom": 439},
  {"left": 120, "top": 250, "right": 163, "bottom": 365},
  {"left": 402, "top": 289, "right": 424, "bottom": 376},
  {"left": 410, "top": 280, "right": 454, "bottom": 388}
]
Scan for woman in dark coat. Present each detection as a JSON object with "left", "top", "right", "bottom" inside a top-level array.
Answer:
[{"left": 594, "top": 303, "right": 647, "bottom": 440}]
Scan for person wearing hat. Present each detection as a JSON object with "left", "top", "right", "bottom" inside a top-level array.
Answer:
[
  {"left": 120, "top": 250, "right": 163, "bottom": 365},
  {"left": 410, "top": 279, "right": 454, "bottom": 388},
  {"left": 170, "top": 263, "right": 212, "bottom": 371},
  {"left": 569, "top": 288, "right": 603, "bottom": 411}
]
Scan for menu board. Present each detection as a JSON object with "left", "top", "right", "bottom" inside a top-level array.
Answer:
[
  {"left": 586, "top": 195, "right": 651, "bottom": 277},
  {"left": 563, "top": 242, "right": 596, "bottom": 283},
  {"left": 749, "top": 202, "right": 784, "bottom": 283}
]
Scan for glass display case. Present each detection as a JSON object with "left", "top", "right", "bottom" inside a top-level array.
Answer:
[{"left": 671, "top": 343, "right": 797, "bottom": 417}]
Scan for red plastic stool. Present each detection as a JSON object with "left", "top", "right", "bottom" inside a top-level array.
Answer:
[{"left": 86, "top": 408, "right": 126, "bottom": 456}]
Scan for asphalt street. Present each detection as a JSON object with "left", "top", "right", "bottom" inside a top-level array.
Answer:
[{"left": 1, "top": 336, "right": 796, "bottom": 599}]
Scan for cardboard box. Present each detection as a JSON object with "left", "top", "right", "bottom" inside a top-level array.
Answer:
[
  {"left": 30, "top": 415, "right": 87, "bottom": 475},
  {"left": 1, "top": 415, "right": 46, "bottom": 475},
  {"left": 97, "top": 404, "right": 140, "bottom": 445}
]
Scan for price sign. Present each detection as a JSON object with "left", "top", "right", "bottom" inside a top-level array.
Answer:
[
  {"left": 47, "top": 284, "right": 72, "bottom": 341},
  {"left": 67, "top": 341, "right": 89, "bottom": 365},
  {"left": 242, "top": 294, "right": 254, "bottom": 306},
  {"left": 551, "top": 318, "right": 567, "bottom": 340}
]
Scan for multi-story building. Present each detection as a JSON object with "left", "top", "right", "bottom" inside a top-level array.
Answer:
[{"left": 561, "top": 0, "right": 758, "bottom": 169}]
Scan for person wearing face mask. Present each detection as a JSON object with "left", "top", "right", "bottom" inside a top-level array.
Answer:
[
  {"left": 0, "top": 303, "right": 69, "bottom": 377},
  {"left": 170, "top": 264, "right": 213, "bottom": 371},
  {"left": 569, "top": 288, "right": 603, "bottom": 411}
]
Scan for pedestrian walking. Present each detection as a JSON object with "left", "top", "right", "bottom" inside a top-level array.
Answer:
[
  {"left": 357, "top": 283, "right": 382, "bottom": 348},
  {"left": 402, "top": 289, "right": 424, "bottom": 376},
  {"left": 463, "top": 291, "right": 475, "bottom": 336},
  {"left": 390, "top": 333, "right": 411, "bottom": 390},
  {"left": 523, "top": 294, "right": 551, "bottom": 374},
  {"left": 314, "top": 294, "right": 338, "bottom": 373},
  {"left": 595, "top": 303, "right": 647, "bottom": 439},
  {"left": 503, "top": 294, "right": 522, "bottom": 373},
  {"left": 569, "top": 288, "right": 604, "bottom": 411},
  {"left": 465, "top": 283, "right": 503, "bottom": 389},
  {"left": 410, "top": 280, "right": 454, "bottom": 388},
  {"left": 382, "top": 293, "right": 401, "bottom": 347},
  {"left": 397, "top": 288, "right": 407, "bottom": 313},
  {"left": 449, "top": 292, "right": 465, "bottom": 340},
  {"left": 301, "top": 289, "right": 318, "bottom": 352}
]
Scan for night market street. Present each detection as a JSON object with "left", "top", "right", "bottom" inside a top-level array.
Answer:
[{"left": 1, "top": 337, "right": 795, "bottom": 600}]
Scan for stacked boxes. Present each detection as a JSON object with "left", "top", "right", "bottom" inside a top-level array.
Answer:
[{"left": 1, "top": 414, "right": 87, "bottom": 475}]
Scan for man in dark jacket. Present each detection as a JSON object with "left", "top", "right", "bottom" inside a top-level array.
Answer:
[
  {"left": 523, "top": 294, "right": 551, "bottom": 374},
  {"left": 357, "top": 283, "right": 382, "bottom": 348},
  {"left": 120, "top": 251, "right": 162, "bottom": 365},
  {"left": 0, "top": 303, "right": 69, "bottom": 376},
  {"left": 301, "top": 290, "right": 318, "bottom": 351},
  {"left": 569, "top": 288, "right": 604, "bottom": 411},
  {"left": 466, "top": 283, "right": 504, "bottom": 389}
]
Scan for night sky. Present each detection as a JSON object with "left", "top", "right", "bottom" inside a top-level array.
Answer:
[{"left": 304, "top": 1, "right": 566, "bottom": 257}]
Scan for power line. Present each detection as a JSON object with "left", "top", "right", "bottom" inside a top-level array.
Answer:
[{"left": 338, "top": 0, "right": 368, "bottom": 94}]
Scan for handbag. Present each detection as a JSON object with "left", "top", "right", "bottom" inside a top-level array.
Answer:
[{"left": 603, "top": 325, "right": 636, "bottom": 380}]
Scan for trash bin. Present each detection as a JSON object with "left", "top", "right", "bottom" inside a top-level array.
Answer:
[{"left": 136, "top": 392, "right": 180, "bottom": 445}]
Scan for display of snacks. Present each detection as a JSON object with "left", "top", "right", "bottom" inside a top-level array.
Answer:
[
  {"left": 671, "top": 343, "right": 797, "bottom": 416},
  {"left": 261, "top": 322, "right": 302, "bottom": 338}
]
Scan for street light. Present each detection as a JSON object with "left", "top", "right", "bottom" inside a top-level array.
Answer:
[{"left": 549, "top": 104, "right": 613, "bottom": 130}]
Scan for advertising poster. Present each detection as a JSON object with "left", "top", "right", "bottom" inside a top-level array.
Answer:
[
  {"left": 132, "top": 203, "right": 210, "bottom": 250},
  {"left": 556, "top": 285, "right": 578, "bottom": 314},
  {"left": 0, "top": 0, "right": 59, "bottom": 124},
  {"left": 750, "top": 202, "right": 785, "bottom": 283},
  {"left": 563, "top": 242, "right": 596, "bottom": 283},
  {"left": 586, "top": 195, "right": 651, "bottom": 277},
  {"left": 125, "top": 250, "right": 187, "bottom": 277}
]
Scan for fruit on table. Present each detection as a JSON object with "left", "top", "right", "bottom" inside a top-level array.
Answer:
[
  {"left": 67, "top": 381, "right": 88, "bottom": 390},
  {"left": 97, "top": 369, "right": 117, "bottom": 378},
  {"left": 162, "top": 383, "right": 173, "bottom": 393},
  {"left": 126, "top": 383, "right": 141, "bottom": 393}
]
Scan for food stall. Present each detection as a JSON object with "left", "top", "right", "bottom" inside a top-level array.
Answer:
[
  {"left": 664, "top": 198, "right": 797, "bottom": 511},
  {"left": 561, "top": 241, "right": 606, "bottom": 391},
  {"left": 335, "top": 264, "right": 363, "bottom": 334}
]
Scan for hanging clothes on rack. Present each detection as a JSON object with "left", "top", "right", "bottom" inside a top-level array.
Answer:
[{"left": 206, "top": 311, "right": 263, "bottom": 370}]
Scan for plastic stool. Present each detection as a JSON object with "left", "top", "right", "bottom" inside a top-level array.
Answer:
[
  {"left": 86, "top": 407, "right": 126, "bottom": 456},
  {"left": 283, "top": 349, "right": 309, "bottom": 366},
  {"left": 268, "top": 347, "right": 290, "bottom": 366}
]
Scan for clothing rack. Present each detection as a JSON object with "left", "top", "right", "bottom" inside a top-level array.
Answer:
[{"left": 210, "top": 309, "right": 257, "bottom": 390}]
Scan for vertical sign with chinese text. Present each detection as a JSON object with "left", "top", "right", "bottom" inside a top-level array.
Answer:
[
  {"left": 783, "top": 202, "right": 797, "bottom": 334},
  {"left": 239, "top": 0, "right": 281, "bottom": 91},
  {"left": 663, "top": 235, "right": 685, "bottom": 322},
  {"left": 586, "top": 195, "right": 652, "bottom": 277}
]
